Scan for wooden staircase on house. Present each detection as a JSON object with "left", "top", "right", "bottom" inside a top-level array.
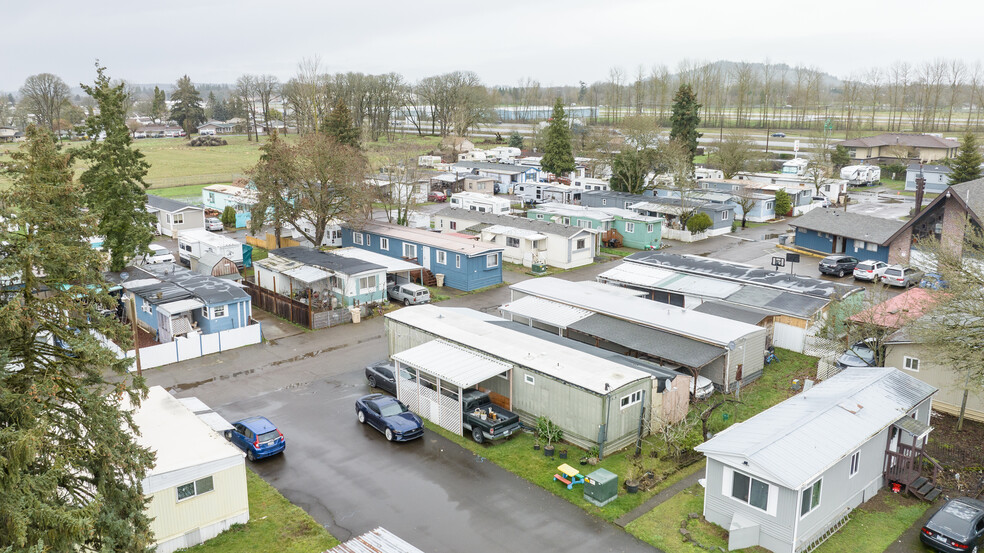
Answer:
[
  {"left": 885, "top": 435, "right": 944, "bottom": 503},
  {"left": 601, "top": 228, "right": 624, "bottom": 248},
  {"left": 409, "top": 267, "right": 437, "bottom": 287}
]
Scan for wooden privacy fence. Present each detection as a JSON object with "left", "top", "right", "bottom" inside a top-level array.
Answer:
[
  {"left": 242, "top": 280, "right": 311, "bottom": 328},
  {"left": 245, "top": 233, "right": 300, "bottom": 250}
]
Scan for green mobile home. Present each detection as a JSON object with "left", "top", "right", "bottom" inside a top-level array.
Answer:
[{"left": 527, "top": 202, "right": 663, "bottom": 250}]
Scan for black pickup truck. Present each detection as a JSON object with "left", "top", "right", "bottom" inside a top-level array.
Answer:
[{"left": 461, "top": 389, "right": 521, "bottom": 444}]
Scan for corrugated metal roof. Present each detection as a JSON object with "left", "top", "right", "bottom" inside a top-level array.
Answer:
[
  {"left": 158, "top": 298, "right": 205, "bottom": 314},
  {"left": 658, "top": 273, "right": 743, "bottom": 299},
  {"left": 598, "top": 263, "right": 679, "bottom": 288},
  {"left": 481, "top": 225, "right": 548, "bottom": 240},
  {"left": 568, "top": 314, "right": 725, "bottom": 368},
  {"left": 325, "top": 527, "right": 425, "bottom": 553},
  {"left": 282, "top": 265, "right": 330, "bottom": 284},
  {"left": 692, "top": 301, "right": 771, "bottom": 325},
  {"left": 499, "top": 296, "right": 593, "bottom": 328},
  {"left": 393, "top": 340, "right": 512, "bottom": 388},
  {"left": 385, "top": 306, "right": 651, "bottom": 394},
  {"left": 510, "top": 278, "right": 763, "bottom": 346},
  {"left": 695, "top": 368, "right": 937, "bottom": 489},
  {"left": 351, "top": 222, "right": 503, "bottom": 256}
]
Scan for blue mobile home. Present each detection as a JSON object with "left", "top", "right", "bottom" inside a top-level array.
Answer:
[
  {"left": 790, "top": 209, "right": 907, "bottom": 263},
  {"left": 202, "top": 184, "right": 258, "bottom": 229},
  {"left": 121, "top": 264, "right": 252, "bottom": 343},
  {"left": 341, "top": 221, "right": 503, "bottom": 291}
]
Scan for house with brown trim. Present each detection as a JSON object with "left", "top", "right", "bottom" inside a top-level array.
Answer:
[
  {"left": 835, "top": 133, "right": 959, "bottom": 164},
  {"left": 883, "top": 177, "right": 984, "bottom": 264}
]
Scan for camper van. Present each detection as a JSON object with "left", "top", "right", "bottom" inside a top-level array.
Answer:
[
  {"left": 840, "top": 165, "right": 881, "bottom": 186},
  {"left": 177, "top": 229, "right": 244, "bottom": 267},
  {"left": 448, "top": 191, "right": 512, "bottom": 214}
]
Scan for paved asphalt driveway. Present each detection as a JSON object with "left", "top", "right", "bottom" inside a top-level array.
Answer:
[{"left": 212, "top": 372, "right": 653, "bottom": 552}]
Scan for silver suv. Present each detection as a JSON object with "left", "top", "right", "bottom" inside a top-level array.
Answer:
[
  {"left": 388, "top": 283, "right": 431, "bottom": 306},
  {"left": 880, "top": 266, "right": 924, "bottom": 288}
]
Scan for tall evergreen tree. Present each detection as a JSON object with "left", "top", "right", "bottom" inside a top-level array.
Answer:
[
  {"left": 206, "top": 91, "right": 218, "bottom": 120},
  {"left": 0, "top": 125, "right": 155, "bottom": 553},
  {"left": 211, "top": 99, "right": 230, "bottom": 122},
  {"left": 78, "top": 64, "right": 155, "bottom": 272},
  {"left": 150, "top": 86, "right": 167, "bottom": 123},
  {"left": 508, "top": 130, "right": 524, "bottom": 149},
  {"left": 540, "top": 98, "right": 575, "bottom": 177},
  {"left": 169, "top": 75, "right": 205, "bottom": 135},
  {"left": 321, "top": 98, "right": 360, "bottom": 149},
  {"left": 669, "top": 84, "right": 702, "bottom": 161},
  {"left": 948, "top": 132, "right": 984, "bottom": 184}
]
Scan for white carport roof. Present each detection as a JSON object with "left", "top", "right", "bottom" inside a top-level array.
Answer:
[
  {"left": 393, "top": 340, "right": 512, "bottom": 389},
  {"left": 499, "top": 295, "right": 592, "bottom": 328},
  {"left": 482, "top": 225, "right": 547, "bottom": 241},
  {"left": 158, "top": 298, "right": 205, "bottom": 314},
  {"left": 282, "top": 265, "right": 330, "bottom": 283},
  {"left": 332, "top": 247, "right": 422, "bottom": 273}
]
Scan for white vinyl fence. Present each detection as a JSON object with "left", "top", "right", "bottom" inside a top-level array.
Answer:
[{"left": 123, "top": 322, "right": 263, "bottom": 370}]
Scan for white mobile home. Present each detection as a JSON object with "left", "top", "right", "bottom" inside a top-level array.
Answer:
[
  {"left": 448, "top": 191, "right": 512, "bottom": 214},
  {"left": 131, "top": 386, "right": 248, "bottom": 553},
  {"left": 178, "top": 229, "right": 244, "bottom": 267},
  {"left": 696, "top": 368, "right": 937, "bottom": 553}
]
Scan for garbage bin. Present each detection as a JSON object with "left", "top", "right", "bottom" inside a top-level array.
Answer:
[
  {"left": 349, "top": 306, "right": 361, "bottom": 324},
  {"left": 435, "top": 273, "right": 445, "bottom": 287},
  {"left": 779, "top": 235, "right": 789, "bottom": 245}
]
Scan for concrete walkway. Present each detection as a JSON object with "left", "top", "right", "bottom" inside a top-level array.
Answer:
[{"left": 614, "top": 464, "right": 706, "bottom": 528}]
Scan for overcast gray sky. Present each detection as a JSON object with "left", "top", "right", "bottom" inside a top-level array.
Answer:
[{"left": 3, "top": 0, "right": 982, "bottom": 92}]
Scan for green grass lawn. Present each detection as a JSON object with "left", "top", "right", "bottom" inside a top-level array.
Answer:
[
  {"left": 627, "top": 484, "right": 929, "bottom": 553},
  {"left": 601, "top": 247, "right": 639, "bottom": 257},
  {"left": 181, "top": 469, "right": 338, "bottom": 553}
]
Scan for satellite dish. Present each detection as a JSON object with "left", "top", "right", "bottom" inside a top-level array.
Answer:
[{"left": 728, "top": 341, "right": 736, "bottom": 351}]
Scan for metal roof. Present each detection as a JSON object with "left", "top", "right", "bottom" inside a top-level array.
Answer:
[
  {"left": 692, "top": 301, "right": 772, "bottom": 325},
  {"left": 626, "top": 251, "right": 862, "bottom": 300},
  {"left": 142, "top": 264, "right": 248, "bottom": 304},
  {"left": 385, "top": 305, "right": 651, "bottom": 395},
  {"left": 393, "top": 340, "right": 513, "bottom": 388},
  {"left": 790, "top": 209, "right": 905, "bottom": 245},
  {"left": 282, "top": 265, "right": 330, "bottom": 284},
  {"left": 836, "top": 133, "right": 959, "bottom": 149},
  {"left": 481, "top": 225, "right": 547, "bottom": 240},
  {"left": 455, "top": 161, "right": 533, "bottom": 173},
  {"left": 435, "top": 207, "right": 588, "bottom": 238},
  {"left": 179, "top": 228, "right": 243, "bottom": 248},
  {"left": 158, "top": 298, "right": 205, "bottom": 314},
  {"left": 510, "top": 278, "right": 764, "bottom": 346},
  {"left": 695, "top": 367, "right": 937, "bottom": 489},
  {"left": 568, "top": 313, "right": 725, "bottom": 368},
  {"left": 658, "top": 273, "right": 743, "bottom": 299},
  {"left": 146, "top": 195, "right": 200, "bottom": 213},
  {"left": 272, "top": 246, "right": 384, "bottom": 276},
  {"left": 499, "top": 296, "right": 593, "bottom": 328},
  {"left": 349, "top": 222, "right": 503, "bottom": 256},
  {"left": 326, "top": 527, "right": 425, "bottom": 553}
]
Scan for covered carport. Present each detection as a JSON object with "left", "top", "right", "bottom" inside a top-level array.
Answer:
[
  {"left": 333, "top": 246, "right": 422, "bottom": 287},
  {"left": 392, "top": 339, "right": 513, "bottom": 436}
]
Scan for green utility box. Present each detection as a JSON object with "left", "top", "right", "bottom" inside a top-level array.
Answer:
[
  {"left": 583, "top": 468, "right": 618, "bottom": 507},
  {"left": 531, "top": 263, "right": 547, "bottom": 275}
]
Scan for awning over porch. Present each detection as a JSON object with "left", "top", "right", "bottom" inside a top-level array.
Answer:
[
  {"left": 393, "top": 340, "right": 512, "bottom": 389},
  {"left": 499, "top": 295, "right": 593, "bottom": 328},
  {"left": 894, "top": 414, "right": 933, "bottom": 440},
  {"left": 282, "top": 265, "right": 330, "bottom": 284},
  {"left": 157, "top": 298, "right": 205, "bottom": 315}
]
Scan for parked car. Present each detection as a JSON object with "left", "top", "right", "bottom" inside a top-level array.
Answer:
[
  {"left": 920, "top": 497, "right": 984, "bottom": 553},
  {"left": 676, "top": 369, "right": 714, "bottom": 400},
  {"left": 834, "top": 340, "right": 877, "bottom": 369},
  {"left": 428, "top": 191, "right": 447, "bottom": 202},
  {"left": 144, "top": 243, "right": 175, "bottom": 264},
  {"left": 204, "top": 217, "right": 224, "bottom": 231},
  {"left": 461, "top": 389, "right": 522, "bottom": 444},
  {"left": 880, "top": 265, "right": 924, "bottom": 288},
  {"left": 771, "top": 132, "right": 786, "bottom": 138},
  {"left": 818, "top": 255, "right": 859, "bottom": 277},
  {"left": 365, "top": 360, "right": 396, "bottom": 395},
  {"left": 853, "top": 260, "right": 889, "bottom": 282},
  {"left": 811, "top": 196, "right": 831, "bottom": 208},
  {"left": 920, "top": 272, "right": 949, "bottom": 290},
  {"left": 225, "top": 416, "right": 286, "bottom": 461},
  {"left": 388, "top": 283, "right": 431, "bottom": 306},
  {"left": 355, "top": 393, "right": 424, "bottom": 442}
]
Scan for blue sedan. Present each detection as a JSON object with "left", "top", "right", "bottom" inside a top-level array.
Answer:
[
  {"left": 355, "top": 394, "right": 424, "bottom": 442},
  {"left": 225, "top": 416, "right": 286, "bottom": 461}
]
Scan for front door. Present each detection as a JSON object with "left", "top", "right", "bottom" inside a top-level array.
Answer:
[{"left": 421, "top": 246, "right": 431, "bottom": 269}]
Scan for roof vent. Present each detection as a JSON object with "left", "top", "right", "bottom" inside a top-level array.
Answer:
[{"left": 838, "top": 400, "right": 863, "bottom": 414}]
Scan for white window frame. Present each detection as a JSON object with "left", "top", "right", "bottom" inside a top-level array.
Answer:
[
  {"left": 647, "top": 223, "right": 654, "bottom": 233},
  {"left": 800, "top": 478, "right": 822, "bottom": 517},
  {"left": 353, "top": 232, "right": 364, "bottom": 246},
  {"left": 562, "top": 217, "right": 571, "bottom": 225},
  {"left": 176, "top": 475, "right": 214, "bottom": 502},
  {"left": 866, "top": 242, "right": 878, "bottom": 252},
  {"left": 455, "top": 254, "right": 461, "bottom": 269},
  {"left": 602, "top": 199, "right": 607, "bottom": 206},
  {"left": 903, "top": 356, "right": 920, "bottom": 372},
  {"left": 203, "top": 305, "right": 226, "bottom": 319},
  {"left": 624, "top": 221, "right": 635, "bottom": 233},
  {"left": 576, "top": 238, "right": 586, "bottom": 250},
  {"left": 486, "top": 253, "right": 499, "bottom": 268},
  {"left": 379, "top": 237, "right": 389, "bottom": 251},
  {"left": 506, "top": 236, "right": 520, "bottom": 248},
  {"left": 524, "top": 374, "right": 535, "bottom": 385},
  {"left": 173, "top": 213, "right": 184, "bottom": 225},
  {"left": 721, "top": 211, "right": 730, "bottom": 221},
  {"left": 723, "top": 468, "right": 774, "bottom": 514},
  {"left": 403, "top": 243, "right": 417, "bottom": 259},
  {"left": 849, "top": 451, "right": 860, "bottom": 477},
  {"left": 619, "top": 390, "right": 643, "bottom": 409},
  {"left": 436, "top": 250, "right": 447, "bottom": 264},
  {"left": 766, "top": 201, "right": 775, "bottom": 211},
  {"left": 358, "top": 275, "right": 377, "bottom": 290},
  {"left": 140, "top": 301, "right": 152, "bottom": 314}
]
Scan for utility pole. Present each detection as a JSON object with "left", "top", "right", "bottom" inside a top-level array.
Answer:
[
  {"left": 129, "top": 295, "right": 142, "bottom": 377},
  {"left": 914, "top": 163, "right": 927, "bottom": 215}
]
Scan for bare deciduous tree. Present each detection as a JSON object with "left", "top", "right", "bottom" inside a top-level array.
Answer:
[{"left": 19, "top": 73, "right": 71, "bottom": 131}]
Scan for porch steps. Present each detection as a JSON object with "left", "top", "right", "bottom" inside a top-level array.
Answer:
[
  {"left": 420, "top": 269, "right": 437, "bottom": 287},
  {"left": 908, "top": 476, "right": 943, "bottom": 502}
]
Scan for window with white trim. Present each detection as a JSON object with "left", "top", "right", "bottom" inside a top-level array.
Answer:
[
  {"left": 866, "top": 242, "right": 878, "bottom": 252},
  {"left": 141, "top": 301, "right": 152, "bottom": 314},
  {"left": 647, "top": 223, "right": 654, "bottom": 233},
  {"left": 455, "top": 254, "right": 461, "bottom": 268},
  {"left": 849, "top": 451, "right": 860, "bottom": 477},
  {"left": 903, "top": 356, "right": 920, "bottom": 372},
  {"left": 800, "top": 479, "right": 822, "bottom": 516},
  {"left": 624, "top": 221, "right": 635, "bottom": 233},
  {"left": 562, "top": 217, "right": 571, "bottom": 225},
  {"left": 436, "top": 250, "right": 446, "bottom": 264},
  {"left": 486, "top": 253, "right": 499, "bottom": 268},
  {"left": 577, "top": 219, "right": 592, "bottom": 229},
  {"left": 524, "top": 374, "right": 535, "bottom": 385},
  {"left": 601, "top": 199, "right": 607, "bottom": 206},
  {"left": 732, "top": 471, "right": 770, "bottom": 512},
  {"left": 358, "top": 275, "right": 377, "bottom": 290},
  {"left": 379, "top": 237, "right": 389, "bottom": 250},
  {"left": 209, "top": 305, "right": 226, "bottom": 318},
  {"left": 353, "top": 232, "right": 364, "bottom": 245},
  {"left": 721, "top": 211, "right": 729, "bottom": 221},
  {"left": 450, "top": 221, "right": 457, "bottom": 230},
  {"left": 766, "top": 201, "right": 775, "bottom": 211},
  {"left": 506, "top": 237, "right": 520, "bottom": 248},
  {"left": 403, "top": 243, "right": 417, "bottom": 259},
  {"left": 173, "top": 213, "right": 184, "bottom": 225},
  {"left": 177, "top": 476, "right": 214, "bottom": 501},
  {"left": 576, "top": 238, "right": 586, "bottom": 250},
  {"left": 620, "top": 390, "right": 643, "bottom": 409},
  {"left": 855, "top": 240, "right": 867, "bottom": 250}
]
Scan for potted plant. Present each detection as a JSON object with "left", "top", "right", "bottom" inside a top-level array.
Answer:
[
  {"left": 625, "top": 464, "right": 641, "bottom": 494},
  {"left": 533, "top": 438, "right": 540, "bottom": 451},
  {"left": 559, "top": 448, "right": 567, "bottom": 460},
  {"left": 536, "top": 416, "right": 563, "bottom": 458}
]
